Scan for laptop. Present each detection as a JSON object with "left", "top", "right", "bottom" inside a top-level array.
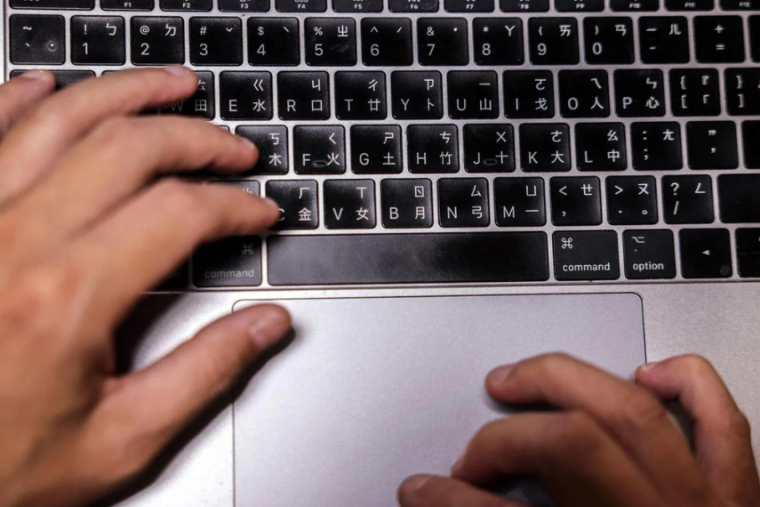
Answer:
[{"left": 4, "top": 0, "right": 760, "bottom": 505}]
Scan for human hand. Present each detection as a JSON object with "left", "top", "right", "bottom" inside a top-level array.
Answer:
[
  {"left": 399, "top": 354, "right": 760, "bottom": 507},
  {"left": 0, "top": 68, "right": 291, "bottom": 507}
]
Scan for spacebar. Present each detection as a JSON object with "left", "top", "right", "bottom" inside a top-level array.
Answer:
[{"left": 267, "top": 233, "right": 549, "bottom": 285}]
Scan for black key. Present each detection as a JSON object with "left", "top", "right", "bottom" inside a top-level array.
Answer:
[
  {"left": 418, "top": 18, "right": 469, "bottom": 66},
  {"left": 294, "top": 126, "right": 345, "bottom": 174},
  {"left": 156, "top": 264, "right": 189, "bottom": 291},
  {"left": 503, "top": 70, "right": 554, "bottom": 119},
  {"left": 351, "top": 125, "right": 403, "bottom": 174},
  {"left": 614, "top": 70, "right": 665, "bottom": 117},
  {"left": 558, "top": 70, "right": 610, "bottom": 118},
  {"left": 583, "top": 17, "right": 634, "bottom": 65},
  {"left": 662, "top": 175, "right": 714, "bottom": 224},
  {"left": 639, "top": 17, "right": 689, "bottom": 64},
  {"left": 268, "top": 233, "right": 550, "bottom": 285},
  {"left": 408, "top": 125, "right": 459, "bottom": 173},
  {"left": 447, "top": 71, "right": 499, "bottom": 119},
  {"left": 334, "top": 0, "right": 383, "bottom": 11},
  {"left": 160, "top": 0, "right": 211, "bottom": 9},
  {"left": 278, "top": 72, "right": 330, "bottom": 121},
  {"left": 248, "top": 18, "right": 299, "bottom": 66},
  {"left": 726, "top": 69, "right": 760, "bottom": 116},
  {"left": 305, "top": 18, "right": 357, "bottom": 66},
  {"left": 277, "top": 0, "right": 326, "bottom": 11},
  {"left": 610, "top": 0, "right": 658, "bottom": 10},
  {"left": 493, "top": 178, "right": 546, "bottom": 226},
  {"left": 391, "top": 71, "right": 443, "bottom": 120},
  {"left": 11, "top": 0, "right": 93, "bottom": 6},
  {"left": 670, "top": 69, "right": 720, "bottom": 116},
  {"left": 10, "top": 70, "right": 95, "bottom": 89},
  {"left": 464, "top": 124, "right": 515, "bottom": 173},
  {"left": 528, "top": 18, "right": 579, "bottom": 65},
  {"left": 665, "top": 0, "right": 712, "bottom": 9},
  {"left": 438, "top": 179, "right": 489, "bottom": 227},
  {"left": 446, "top": 0, "right": 493, "bottom": 11},
  {"left": 193, "top": 237, "right": 262, "bottom": 288},
  {"left": 631, "top": 122, "right": 683, "bottom": 171},
  {"left": 473, "top": 18, "right": 523, "bottom": 66},
  {"left": 189, "top": 17, "right": 242, "bottom": 66},
  {"left": 236, "top": 126, "right": 288, "bottom": 174},
  {"left": 686, "top": 121, "right": 738, "bottom": 170},
  {"left": 71, "top": 16, "right": 125, "bottom": 66},
  {"left": 361, "top": 18, "right": 413, "bottom": 66},
  {"left": 607, "top": 176, "right": 658, "bottom": 225},
  {"left": 324, "top": 180, "right": 376, "bottom": 229},
  {"left": 220, "top": 0, "right": 270, "bottom": 10},
  {"left": 10, "top": 15, "right": 65, "bottom": 65},
  {"left": 131, "top": 17, "right": 184, "bottom": 65},
  {"left": 214, "top": 180, "right": 261, "bottom": 196},
  {"left": 575, "top": 123, "right": 626, "bottom": 172},
  {"left": 161, "top": 71, "right": 214, "bottom": 119},
  {"left": 722, "top": 0, "right": 760, "bottom": 7},
  {"left": 752, "top": 16, "right": 760, "bottom": 62},
  {"left": 680, "top": 229, "right": 732, "bottom": 279},
  {"left": 553, "top": 231, "right": 620, "bottom": 281},
  {"left": 335, "top": 72, "right": 387, "bottom": 120},
  {"left": 102, "top": 0, "right": 153, "bottom": 9},
  {"left": 737, "top": 228, "right": 760, "bottom": 278},
  {"left": 555, "top": 0, "right": 602, "bottom": 10},
  {"left": 220, "top": 71, "right": 272, "bottom": 121},
  {"left": 520, "top": 124, "right": 571, "bottom": 172},
  {"left": 694, "top": 17, "right": 745, "bottom": 64},
  {"left": 389, "top": 0, "right": 438, "bottom": 12},
  {"left": 500, "top": 0, "right": 548, "bottom": 11},
  {"left": 267, "top": 180, "right": 319, "bottom": 229},
  {"left": 381, "top": 179, "right": 433, "bottom": 228},
  {"left": 743, "top": 121, "right": 760, "bottom": 168},
  {"left": 551, "top": 177, "right": 602, "bottom": 226},
  {"left": 718, "top": 175, "right": 760, "bottom": 223},
  {"left": 623, "top": 230, "right": 676, "bottom": 280}
]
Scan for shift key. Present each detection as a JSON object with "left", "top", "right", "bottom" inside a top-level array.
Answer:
[{"left": 553, "top": 231, "right": 620, "bottom": 281}]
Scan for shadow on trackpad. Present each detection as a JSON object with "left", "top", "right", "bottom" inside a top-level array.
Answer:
[{"left": 232, "top": 293, "right": 646, "bottom": 507}]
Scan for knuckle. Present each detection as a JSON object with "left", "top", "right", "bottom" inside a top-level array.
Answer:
[
  {"left": 91, "top": 117, "right": 142, "bottom": 146},
  {"left": 549, "top": 412, "right": 606, "bottom": 458},
  {"left": 614, "top": 388, "right": 668, "bottom": 436},
  {"left": 13, "top": 262, "right": 82, "bottom": 316},
  {"left": 518, "top": 352, "right": 572, "bottom": 377},
  {"left": 678, "top": 354, "right": 716, "bottom": 377}
]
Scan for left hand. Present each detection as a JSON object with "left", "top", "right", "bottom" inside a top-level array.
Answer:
[{"left": 398, "top": 353, "right": 760, "bottom": 507}]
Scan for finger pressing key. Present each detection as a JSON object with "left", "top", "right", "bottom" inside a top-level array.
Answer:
[{"left": 0, "top": 71, "right": 56, "bottom": 139}]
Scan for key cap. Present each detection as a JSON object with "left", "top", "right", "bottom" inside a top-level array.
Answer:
[
  {"left": 520, "top": 124, "right": 571, "bottom": 172},
  {"left": 725, "top": 69, "right": 760, "bottom": 116},
  {"left": 389, "top": 0, "right": 438, "bottom": 12},
  {"left": 361, "top": 18, "right": 413, "bottom": 66},
  {"left": 743, "top": 121, "right": 760, "bottom": 168},
  {"left": 610, "top": 0, "right": 658, "bottom": 10},
  {"left": 558, "top": 70, "right": 610, "bottom": 118},
  {"left": 391, "top": 71, "right": 443, "bottom": 120},
  {"left": 220, "top": 72, "right": 272, "bottom": 121},
  {"left": 418, "top": 18, "right": 469, "bottom": 66},
  {"left": 214, "top": 180, "right": 261, "bottom": 196},
  {"left": 623, "top": 230, "right": 676, "bottom": 280},
  {"left": 161, "top": 71, "right": 214, "bottom": 119},
  {"left": 464, "top": 124, "right": 515, "bottom": 173},
  {"left": 248, "top": 18, "right": 299, "bottom": 66},
  {"left": 718, "top": 175, "right": 760, "bottom": 223},
  {"left": 473, "top": 18, "right": 523, "bottom": 66},
  {"left": 381, "top": 179, "right": 433, "bottom": 228},
  {"left": 528, "top": 18, "right": 579, "bottom": 65},
  {"left": 551, "top": 177, "right": 602, "bottom": 226},
  {"left": 71, "top": 16, "right": 125, "bottom": 66},
  {"left": 607, "top": 176, "right": 658, "bottom": 225},
  {"left": 305, "top": 18, "right": 357, "bottom": 66},
  {"left": 493, "top": 178, "right": 546, "bottom": 226},
  {"left": 161, "top": 0, "right": 211, "bottom": 9},
  {"left": 277, "top": 0, "right": 326, "bottom": 11},
  {"left": 10, "top": 0, "right": 93, "bottom": 7},
  {"left": 631, "top": 122, "right": 683, "bottom": 171},
  {"left": 334, "top": 0, "right": 383, "bottom": 11},
  {"left": 351, "top": 125, "right": 403, "bottom": 174},
  {"left": 662, "top": 175, "right": 714, "bottom": 224},
  {"left": 335, "top": 72, "right": 387, "bottom": 120},
  {"left": 438, "top": 179, "right": 489, "bottom": 227},
  {"left": 680, "top": 229, "right": 732, "bottom": 279},
  {"left": 236, "top": 126, "right": 288, "bottom": 175},
  {"left": 503, "top": 71, "right": 554, "bottom": 119},
  {"left": 190, "top": 17, "right": 242, "bottom": 66},
  {"left": 324, "top": 180, "right": 376, "bottom": 229},
  {"left": 220, "top": 0, "right": 270, "bottom": 10},
  {"left": 553, "top": 231, "right": 620, "bottom": 281},
  {"left": 10, "top": 15, "right": 65, "bottom": 65},
  {"left": 687, "top": 121, "right": 738, "bottom": 170},
  {"left": 639, "top": 17, "right": 689, "bottom": 64},
  {"left": 575, "top": 123, "right": 626, "bottom": 172},
  {"left": 448, "top": 71, "right": 499, "bottom": 120},
  {"left": 694, "top": 16, "right": 745, "bottom": 64},
  {"left": 555, "top": 0, "right": 602, "bottom": 10},
  {"left": 583, "top": 17, "right": 634, "bottom": 65},
  {"left": 752, "top": 16, "right": 760, "bottom": 62},
  {"left": 278, "top": 72, "right": 330, "bottom": 121},
  {"left": 721, "top": 0, "right": 760, "bottom": 7},
  {"left": 156, "top": 264, "right": 189, "bottom": 291},
  {"left": 500, "top": 0, "right": 548, "bottom": 11},
  {"left": 10, "top": 70, "right": 95, "bottom": 89},
  {"left": 131, "top": 17, "right": 184, "bottom": 65},
  {"left": 294, "top": 126, "right": 345, "bottom": 175},
  {"left": 193, "top": 237, "right": 262, "bottom": 288},
  {"left": 266, "top": 180, "right": 319, "bottom": 229},
  {"left": 408, "top": 125, "right": 459, "bottom": 174},
  {"left": 666, "top": 0, "right": 713, "bottom": 9},
  {"left": 102, "top": 0, "right": 153, "bottom": 8},
  {"left": 737, "top": 228, "right": 760, "bottom": 278},
  {"left": 446, "top": 0, "right": 493, "bottom": 10},
  {"left": 268, "top": 233, "right": 550, "bottom": 285},
  {"left": 614, "top": 69, "right": 665, "bottom": 117}
]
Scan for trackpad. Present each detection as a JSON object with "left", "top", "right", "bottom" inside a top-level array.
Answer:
[{"left": 233, "top": 294, "right": 645, "bottom": 507}]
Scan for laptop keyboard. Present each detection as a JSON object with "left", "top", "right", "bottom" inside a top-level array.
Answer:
[{"left": 5, "top": 0, "right": 760, "bottom": 288}]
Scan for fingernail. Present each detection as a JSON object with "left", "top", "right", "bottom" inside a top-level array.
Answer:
[
  {"left": 262, "top": 197, "right": 281, "bottom": 211},
  {"left": 450, "top": 453, "right": 464, "bottom": 475},
  {"left": 487, "top": 364, "right": 514, "bottom": 385},
  {"left": 248, "top": 308, "right": 290, "bottom": 349},
  {"left": 164, "top": 65, "right": 192, "bottom": 77},
  {"left": 638, "top": 362, "right": 658, "bottom": 374},
  {"left": 239, "top": 136, "right": 257, "bottom": 151},
  {"left": 19, "top": 70, "right": 50, "bottom": 81},
  {"left": 401, "top": 476, "right": 430, "bottom": 497}
]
